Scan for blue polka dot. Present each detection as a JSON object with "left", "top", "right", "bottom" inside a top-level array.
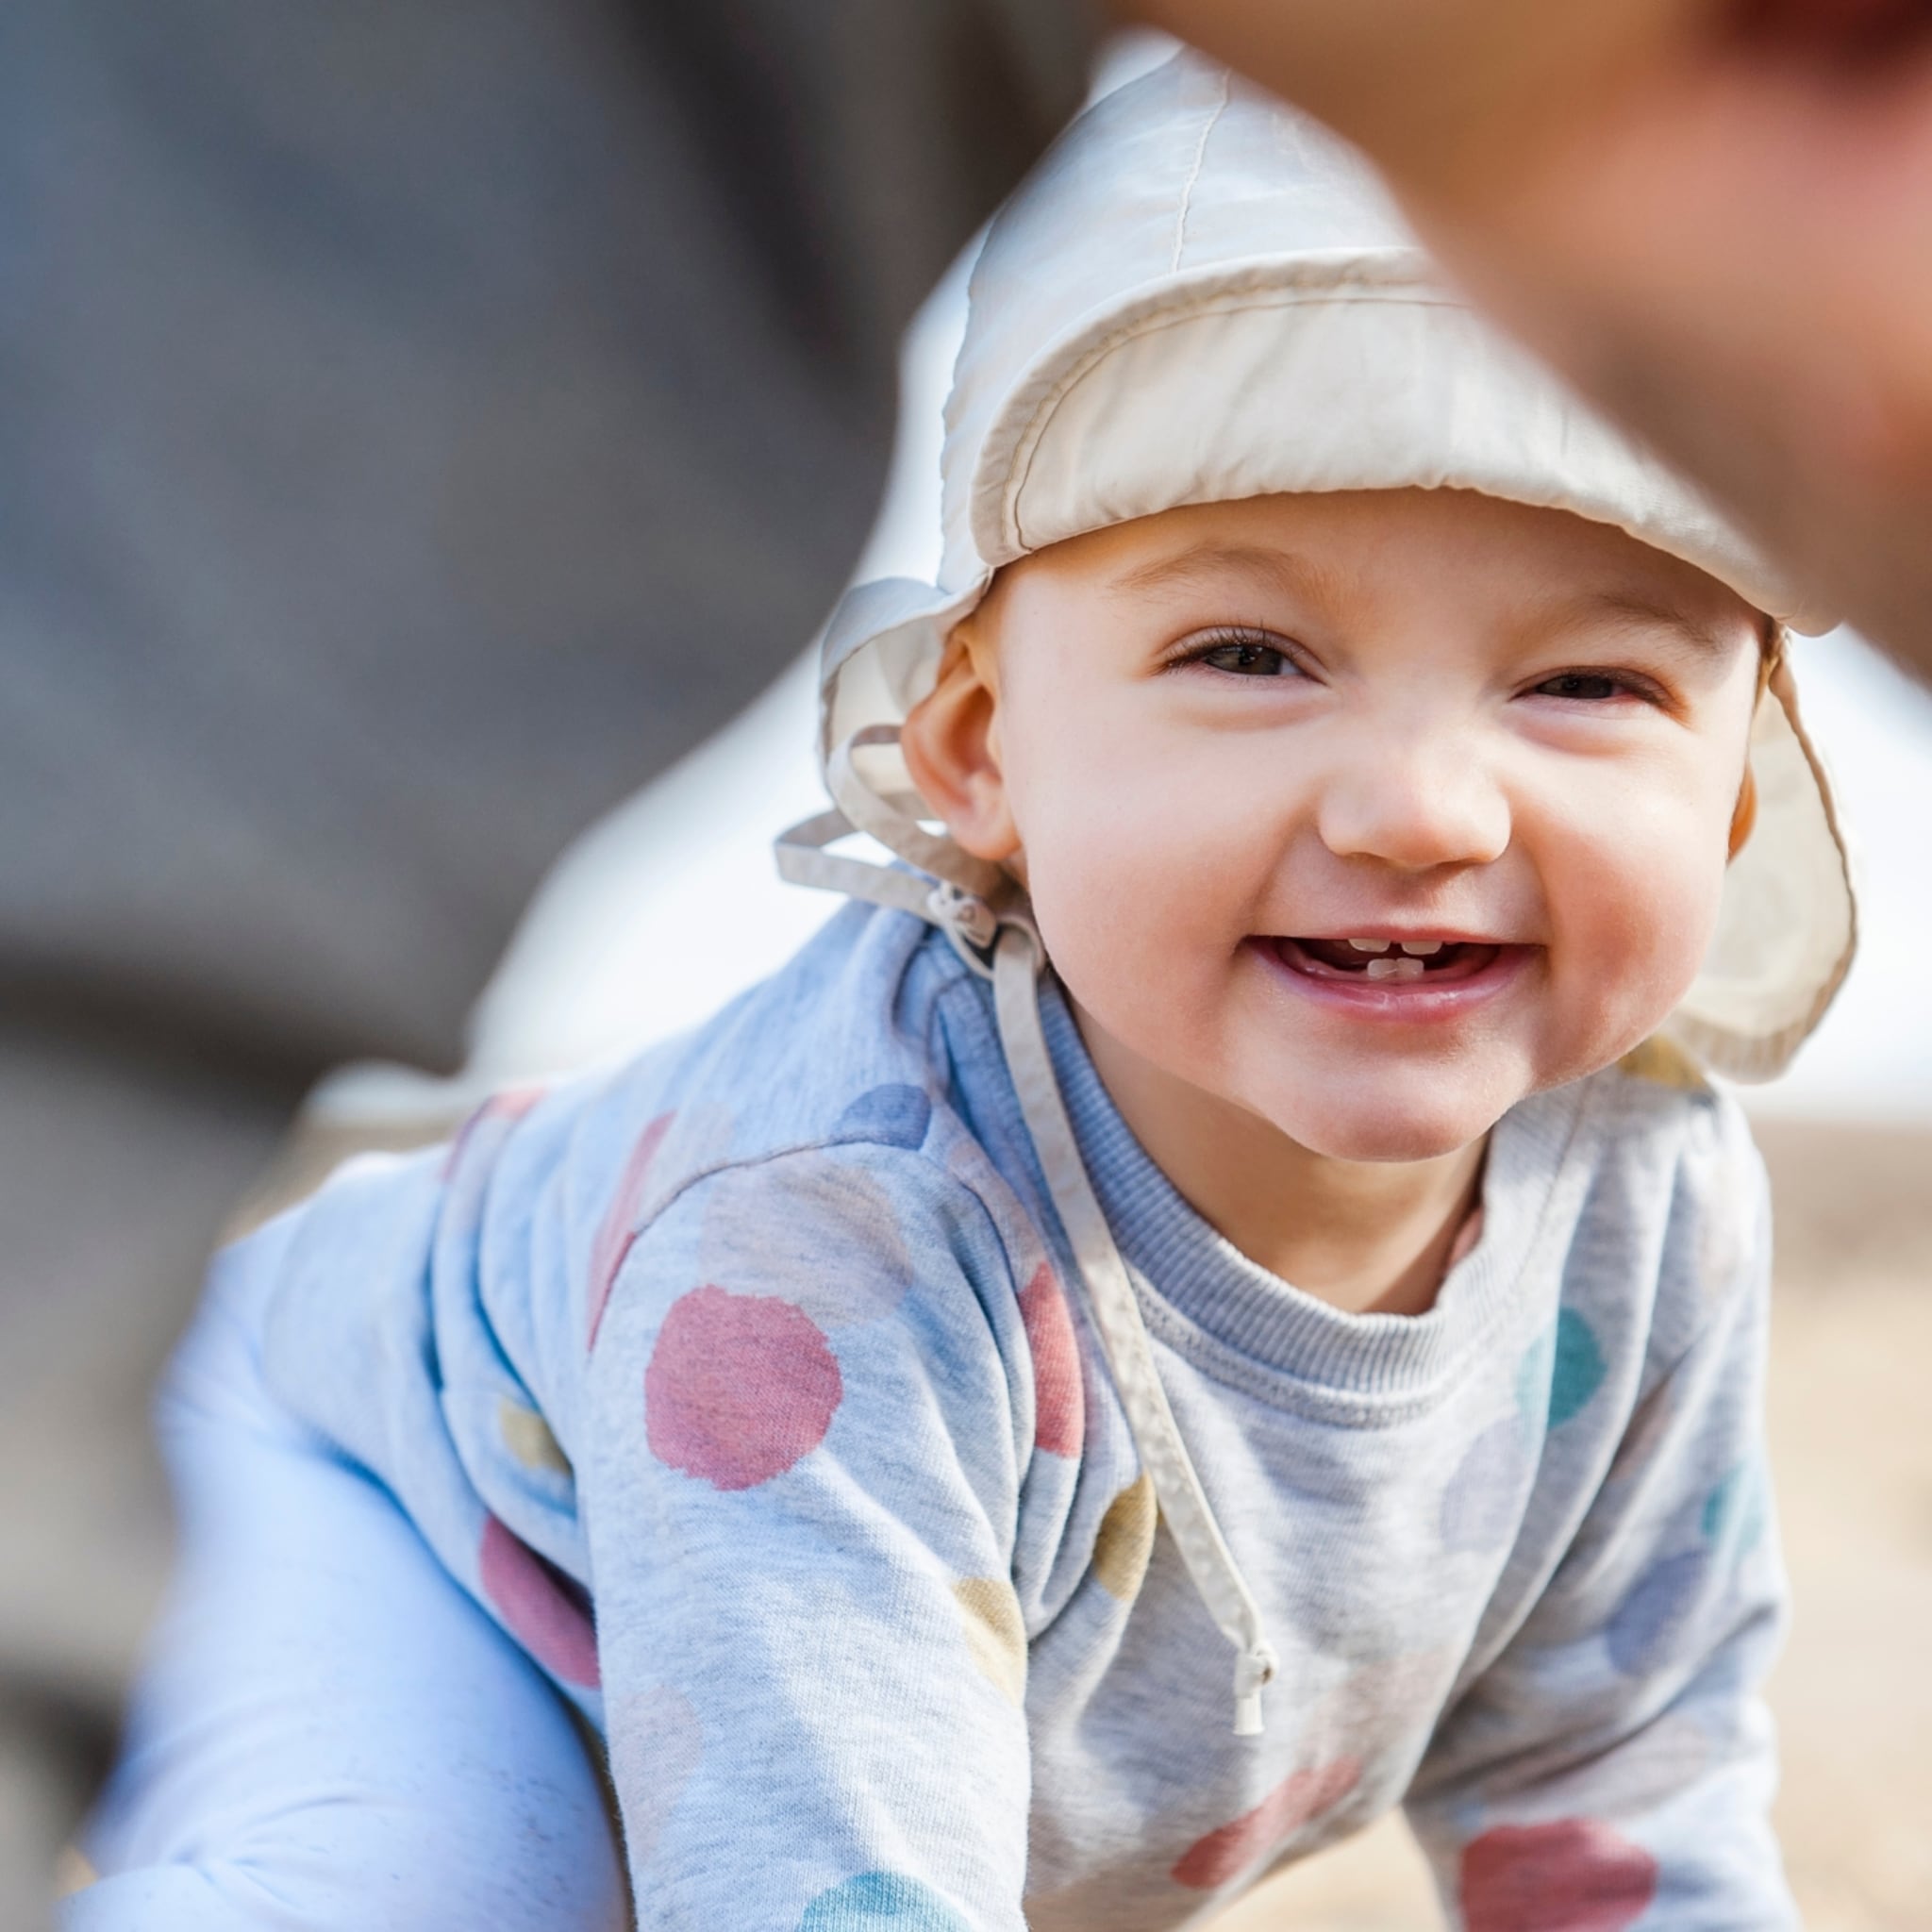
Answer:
[
  {"left": 1547, "top": 1308, "right": 1606, "bottom": 1427},
  {"left": 1440, "top": 1420, "right": 1526, "bottom": 1555},
  {"left": 834, "top": 1085, "right": 932, "bottom": 1151},
  {"left": 800, "top": 1872, "right": 971, "bottom": 1930},
  {"left": 1607, "top": 1550, "right": 1707, "bottom": 1675}
]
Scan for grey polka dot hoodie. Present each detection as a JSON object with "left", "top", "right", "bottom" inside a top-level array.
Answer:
[{"left": 246, "top": 901, "right": 1793, "bottom": 1930}]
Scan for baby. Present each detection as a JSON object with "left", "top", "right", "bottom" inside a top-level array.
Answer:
[{"left": 76, "top": 55, "right": 1854, "bottom": 1932}]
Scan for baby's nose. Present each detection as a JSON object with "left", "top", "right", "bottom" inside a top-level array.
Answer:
[{"left": 1314, "top": 735, "right": 1510, "bottom": 872}]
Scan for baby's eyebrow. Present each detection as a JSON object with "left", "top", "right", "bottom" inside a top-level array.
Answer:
[
  {"left": 1110, "top": 541, "right": 1334, "bottom": 607},
  {"left": 1548, "top": 588, "right": 1738, "bottom": 658}
]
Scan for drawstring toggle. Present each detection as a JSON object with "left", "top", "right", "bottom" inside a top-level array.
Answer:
[
  {"left": 1233, "top": 1640, "right": 1278, "bottom": 1738},
  {"left": 926, "top": 881, "right": 998, "bottom": 952}
]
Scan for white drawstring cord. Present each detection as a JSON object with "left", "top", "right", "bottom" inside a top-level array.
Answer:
[
  {"left": 776, "top": 790, "right": 1279, "bottom": 1735},
  {"left": 989, "top": 923, "right": 1277, "bottom": 1736}
]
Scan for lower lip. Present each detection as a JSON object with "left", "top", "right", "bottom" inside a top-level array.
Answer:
[{"left": 1252, "top": 937, "right": 1536, "bottom": 1022}]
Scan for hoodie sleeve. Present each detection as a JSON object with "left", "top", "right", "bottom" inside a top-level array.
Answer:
[
  {"left": 578, "top": 1144, "right": 1037, "bottom": 1932},
  {"left": 1405, "top": 1147, "right": 1794, "bottom": 1931}
]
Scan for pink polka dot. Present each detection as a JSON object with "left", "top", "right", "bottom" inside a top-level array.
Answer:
[
  {"left": 441, "top": 1086, "right": 544, "bottom": 1180},
  {"left": 478, "top": 1515, "right": 599, "bottom": 1688},
  {"left": 608, "top": 1684, "right": 704, "bottom": 1865},
  {"left": 586, "top": 1112, "right": 675, "bottom": 1349},
  {"left": 1460, "top": 1820, "right": 1659, "bottom": 1932},
  {"left": 645, "top": 1286, "right": 841, "bottom": 1491},
  {"left": 1018, "top": 1262, "right": 1083, "bottom": 1457},
  {"left": 1171, "top": 1758, "right": 1361, "bottom": 1890}
]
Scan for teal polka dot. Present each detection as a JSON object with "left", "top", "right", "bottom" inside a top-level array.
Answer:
[
  {"left": 1737, "top": 1474, "right": 1768, "bottom": 1556},
  {"left": 1704, "top": 1459, "right": 1767, "bottom": 1556},
  {"left": 1702, "top": 1464, "right": 1743, "bottom": 1542},
  {"left": 1547, "top": 1309, "right": 1606, "bottom": 1427},
  {"left": 800, "top": 1872, "right": 971, "bottom": 1931},
  {"left": 1513, "top": 1330, "right": 1553, "bottom": 1423}
]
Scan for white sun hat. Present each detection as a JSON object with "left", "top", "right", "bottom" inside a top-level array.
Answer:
[
  {"left": 779, "top": 49, "right": 1856, "bottom": 1739},
  {"left": 802, "top": 48, "right": 1855, "bottom": 1083}
]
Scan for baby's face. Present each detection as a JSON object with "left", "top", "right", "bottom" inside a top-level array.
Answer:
[{"left": 903, "top": 488, "right": 1763, "bottom": 1163}]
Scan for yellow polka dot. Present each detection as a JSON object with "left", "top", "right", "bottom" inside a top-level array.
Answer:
[
  {"left": 53, "top": 1848, "right": 96, "bottom": 1898},
  {"left": 498, "top": 1398, "right": 572, "bottom": 1475},
  {"left": 953, "top": 1576, "right": 1026, "bottom": 1704},
  {"left": 1617, "top": 1036, "right": 1708, "bottom": 1093},
  {"left": 1091, "top": 1474, "right": 1157, "bottom": 1602}
]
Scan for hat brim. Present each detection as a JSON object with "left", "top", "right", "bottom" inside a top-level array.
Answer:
[
  {"left": 818, "top": 573, "right": 991, "bottom": 801},
  {"left": 1664, "top": 658, "right": 1857, "bottom": 1082}
]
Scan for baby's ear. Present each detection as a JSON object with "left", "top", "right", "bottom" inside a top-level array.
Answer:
[
  {"left": 1727, "top": 762, "right": 1758, "bottom": 860},
  {"left": 900, "top": 623, "right": 1021, "bottom": 864}
]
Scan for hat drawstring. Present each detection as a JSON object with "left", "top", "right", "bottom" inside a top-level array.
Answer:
[
  {"left": 988, "top": 918, "right": 1278, "bottom": 1736},
  {"left": 776, "top": 758, "right": 1279, "bottom": 1737}
]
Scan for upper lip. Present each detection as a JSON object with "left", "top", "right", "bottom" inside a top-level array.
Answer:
[{"left": 1274, "top": 928, "right": 1516, "bottom": 947}]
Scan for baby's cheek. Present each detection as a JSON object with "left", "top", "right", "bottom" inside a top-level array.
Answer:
[
  {"left": 1553, "top": 841, "right": 1724, "bottom": 1062},
  {"left": 1029, "top": 817, "right": 1238, "bottom": 1057}
]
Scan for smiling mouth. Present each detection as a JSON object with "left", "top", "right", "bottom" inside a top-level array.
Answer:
[{"left": 1270, "top": 935, "right": 1508, "bottom": 985}]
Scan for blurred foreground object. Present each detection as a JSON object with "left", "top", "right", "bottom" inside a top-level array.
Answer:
[
  {"left": 0, "top": 0, "right": 1090, "bottom": 1912},
  {"left": 1132, "top": 0, "right": 1932, "bottom": 672}
]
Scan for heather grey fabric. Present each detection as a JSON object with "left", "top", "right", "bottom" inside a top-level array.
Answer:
[{"left": 82, "top": 906, "right": 1791, "bottom": 1927}]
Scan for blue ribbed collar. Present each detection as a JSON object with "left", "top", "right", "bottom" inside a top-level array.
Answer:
[{"left": 1032, "top": 974, "right": 1594, "bottom": 1416}]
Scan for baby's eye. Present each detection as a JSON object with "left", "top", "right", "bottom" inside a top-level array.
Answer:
[
  {"left": 1533, "top": 671, "right": 1627, "bottom": 702},
  {"left": 1195, "top": 635, "right": 1298, "bottom": 677}
]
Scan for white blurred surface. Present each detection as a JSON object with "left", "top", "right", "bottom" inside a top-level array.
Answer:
[{"left": 446, "top": 246, "right": 970, "bottom": 1095}]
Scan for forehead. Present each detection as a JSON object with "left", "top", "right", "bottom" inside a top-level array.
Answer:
[{"left": 995, "top": 490, "right": 1762, "bottom": 651}]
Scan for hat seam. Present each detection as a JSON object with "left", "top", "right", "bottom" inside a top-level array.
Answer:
[
  {"left": 1169, "top": 68, "right": 1231, "bottom": 275},
  {"left": 974, "top": 290, "right": 1800, "bottom": 625}
]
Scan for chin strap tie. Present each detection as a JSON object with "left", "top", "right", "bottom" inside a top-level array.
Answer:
[{"left": 777, "top": 760, "right": 1279, "bottom": 1737}]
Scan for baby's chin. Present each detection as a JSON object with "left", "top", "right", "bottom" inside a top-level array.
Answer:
[
  {"left": 1274, "top": 1109, "right": 1500, "bottom": 1167},
  {"left": 1237, "top": 1065, "right": 1532, "bottom": 1166}
]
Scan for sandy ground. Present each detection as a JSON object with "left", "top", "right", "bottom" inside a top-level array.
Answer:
[
  {"left": 15, "top": 1116, "right": 1931, "bottom": 1924},
  {"left": 1212, "top": 1118, "right": 1932, "bottom": 1931}
]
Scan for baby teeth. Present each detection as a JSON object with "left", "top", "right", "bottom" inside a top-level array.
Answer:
[
  {"left": 1399, "top": 940, "right": 1443, "bottom": 957},
  {"left": 1365, "top": 956, "right": 1426, "bottom": 982},
  {"left": 1346, "top": 937, "right": 1391, "bottom": 954}
]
